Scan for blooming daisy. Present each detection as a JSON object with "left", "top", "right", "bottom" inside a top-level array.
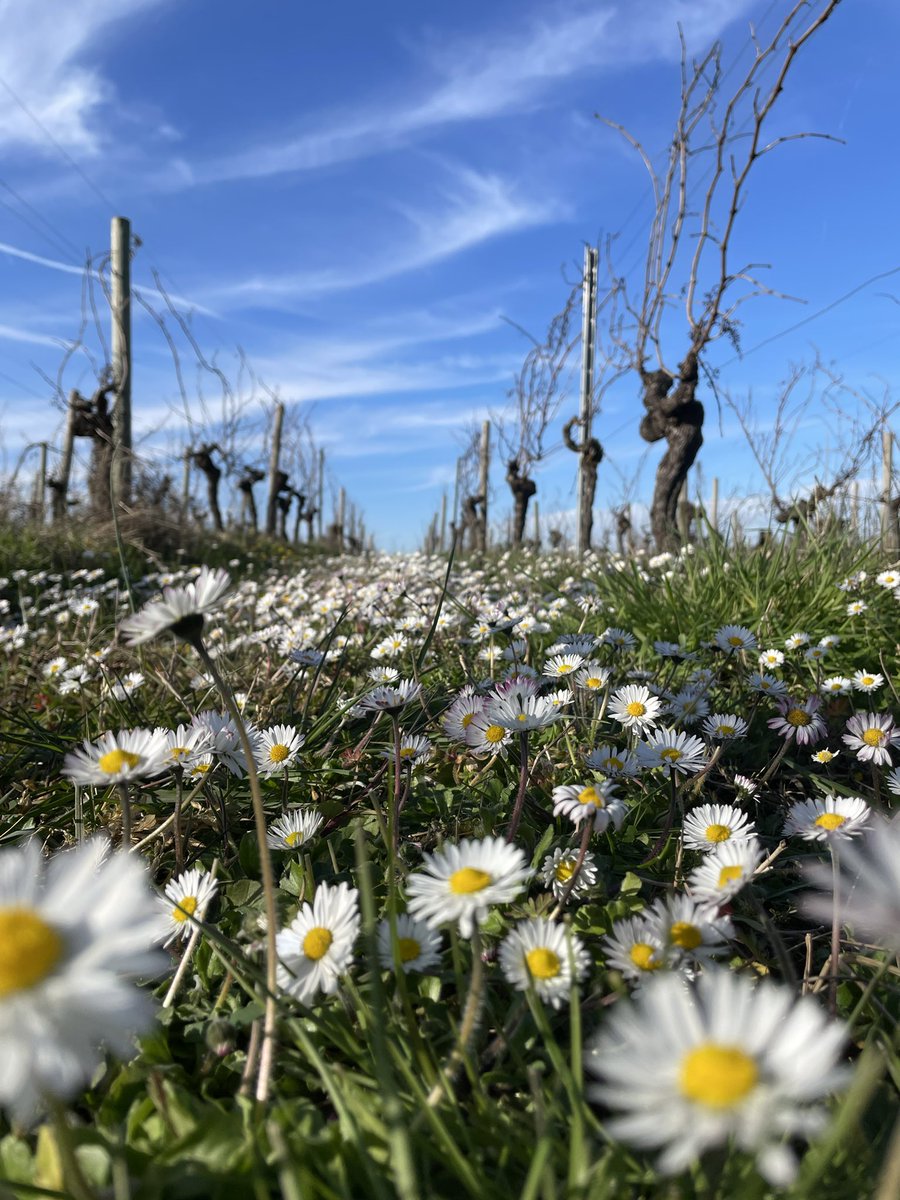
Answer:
[
  {"left": 191, "top": 710, "right": 259, "bottom": 777},
  {"left": 666, "top": 688, "right": 710, "bottom": 725},
  {"left": 442, "top": 691, "right": 486, "bottom": 741},
  {"left": 267, "top": 807, "right": 325, "bottom": 851},
  {"left": 584, "top": 744, "right": 639, "bottom": 777},
  {"left": 645, "top": 894, "right": 734, "bottom": 965},
  {"left": 887, "top": 767, "right": 900, "bottom": 796},
  {"left": 163, "top": 723, "right": 213, "bottom": 770},
  {"left": 552, "top": 780, "right": 629, "bottom": 832},
  {"left": 357, "top": 680, "right": 422, "bottom": 714},
  {"left": 701, "top": 713, "right": 749, "bottom": 741},
  {"left": 601, "top": 916, "right": 668, "bottom": 982},
  {"left": 758, "top": 649, "right": 784, "bottom": 669},
  {"left": 464, "top": 711, "right": 513, "bottom": 756},
  {"left": 543, "top": 652, "right": 585, "bottom": 679},
  {"left": 255, "top": 724, "right": 305, "bottom": 777},
  {"left": 276, "top": 882, "right": 360, "bottom": 1004},
  {"left": 367, "top": 664, "right": 400, "bottom": 684},
  {"left": 405, "top": 837, "right": 532, "bottom": 939},
  {"left": 876, "top": 569, "right": 900, "bottom": 588},
  {"left": 683, "top": 803, "right": 756, "bottom": 852},
  {"left": 714, "top": 625, "right": 757, "bottom": 653},
  {"left": 608, "top": 684, "right": 664, "bottom": 731},
  {"left": 118, "top": 566, "right": 232, "bottom": 645},
  {"left": 585, "top": 970, "right": 847, "bottom": 1185},
  {"left": 811, "top": 748, "right": 840, "bottom": 764},
  {"left": 842, "top": 711, "right": 899, "bottom": 765},
  {"left": 784, "top": 632, "right": 810, "bottom": 650},
  {"left": 821, "top": 676, "right": 851, "bottom": 695},
  {"left": 499, "top": 918, "right": 590, "bottom": 1008},
  {"left": 782, "top": 795, "right": 871, "bottom": 842},
  {"left": 602, "top": 627, "right": 637, "bottom": 651},
  {"left": 688, "top": 839, "right": 763, "bottom": 905},
  {"left": 748, "top": 672, "right": 788, "bottom": 698},
  {"left": 638, "top": 728, "right": 708, "bottom": 777},
  {"left": 851, "top": 669, "right": 884, "bottom": 694},
  {"left": 540, "top": 847, "right": 599, "bottom": 899},
  {"left": 487, "top": 692, "right": 560, "bottom": 731},
  {"left": 767, "top": 695, "right": 826, "bottom": 745},
  {"left": 159, "top": 868, "right": 219, "bottom": 945},
  {"left": 376, "top": 913, "right": 442, "bottom": 974},
  {"left": 62, "top": 727, "right": 170, "bottom": 786},
  {"left": 574, "top": 662, "right": 612, "bottom": 692},
  {"left": 0, "top": 839, "right": 163, "bottom": 1120}
]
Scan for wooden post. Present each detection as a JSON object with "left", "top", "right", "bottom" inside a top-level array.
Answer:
[
  {"left": 265, "top": 401, "right": 284, "bottom": 536},
  {"left": 478, "top": 420, "right": 491, "bottom": 552},
  {"left": 337, "top": 487, "right": 346, "bottom": 554},
  {"left": 709, "top": 477, "right": 719, "bottom": 538},
  {"left": 34, "top": 442, "right": 47, "bottom": 524},
  {"left": 533, "top": 500, "right": 540, "bottom": 550},
  {"left": 51, "top": 393, "right": 77, "bottom": 522},
  {"left": 451, "top": 457, "right": 462, "bottom": 546},
  {"left": 576, "top": 244, "right": 599, "bottom": 557},
  {"left": 110, "top": 216, "right": 132, "bottom": 509},
  {"left": 882, "top": 428, "right": 898, "bottom": 554},
  {"left": 850, "top": 479, "right": 860, "bottom": 540},
  {"left": 438, "top": 490, "right": 447, "bottom": 551},
  {"left": 181, "top": 450, "right": 192, "bottom": 521},
  {"left": 676, "top": 477, "right": 691, "bottom": 543},
  {"left": 317, "top": 448, "right": 325, "bottom": 541}
]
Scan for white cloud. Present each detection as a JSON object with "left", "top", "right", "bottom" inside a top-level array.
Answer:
[
  {"left": 170, "top": 0, "right": 753, "bottom": 190},
  {"left": 0, "top": 0, "right": 169, "bottom": 155}
]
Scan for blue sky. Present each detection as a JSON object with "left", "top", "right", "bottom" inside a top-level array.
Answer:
[{"left": 0, "top": 0, "right": 898, "bottom": 549}]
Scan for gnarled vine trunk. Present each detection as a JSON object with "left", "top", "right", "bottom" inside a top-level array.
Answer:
[{"left": 639, "top": 350, "right": 703, "bottom": 552}]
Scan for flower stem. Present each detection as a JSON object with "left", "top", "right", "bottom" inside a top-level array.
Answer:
[
  {"left": 421, "top": 926, "right": 485, "bottom": 1112},
  {"left": 506, "top": 730, "right": 530, "bottom": 842},
  {"left": 391, "top": 715, "right": 402, "bottom": 857},
  {"left": 829, "top": 843, "right": 841, "bottom": 1017},
  {"left": 117, "top": 781, "right": 133, "bottom": 848},
  {"left": 549, "top": 820, "right": 592, "bottom": 920},
  {"left": 194, "top": 640, "right": 280, "bottom": 1104},
  {"left": 47, "top": 1098, "right": 98, "bottom": 1200}
]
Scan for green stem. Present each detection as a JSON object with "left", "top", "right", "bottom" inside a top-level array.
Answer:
[
  {"left": 506, "top": 730, "right": 530, "bottom": 842},
  {"left": 47, "top": 1098, "right": 97, "bottom": 1200},
  {"left": 195, "top": 640, "right": 280, "bottom": 1105}
]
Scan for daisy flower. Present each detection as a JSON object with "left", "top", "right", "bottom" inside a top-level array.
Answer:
[
  {"left": 688, "top": 839, "right": 763, "bottom": 905},
  {"left": 540, "top": 847, "right": 599, "bottom": 899},
  {"left": 62, "top": 727, "right": 170, "bottom": 786},
  {"left": 602, "top": 627, "right": 637, "bottom": 651},
  {"left": 376, "top": 913, "right": 442, "bottom": 974},
  {"left": 667, "top": 688, "right": 710, "bottom": 726},
  {"left": 191, "top": 710, "right": 259, "bottom": 777},
  {"left": 887, "top": 767, "right": 900, "bottom": 796},
  {"left": 465, "top": 711, "right": 513, "bottom": 756},
  {"left": 733, "top": 774, "right": 759, "bottom": 800},
  {"left": 405, "top": 837, "right": 532, "bottom": 939},
  {"left": 748, "top": 672, "right": 788, "bottom": 698},
  {"left": 846, "top": 600, "right": 867, "bottom": 616},
  {"left": 638, "top": 728, "right": 708, "bottom": 777},
  {"left": 608, "top": 684, "right": 664, "bottom": 730},
  {"left": 802, "top": 814, "right": 900, "bottom": 949},
  {"left": 574, "top": 662, "right": 612, "bottom": 692},
  {"left": 43, "top": 656, "right": 68, "bottom": 679},
  {"left": 758, "top": 649, "right": 784, "bottom": 669},
  {"left": 645, "top": 894, "right": 734, "bottom": 965},
  {"left": 714, "top": 625, "right": 757, "bottom": 653},
  {"left": 876, "top": 569, "right": 900, "bottom": 588},
  {"left": 552, "top": 780, "right": 629, "bottom": 832},
  {"left": 0, "top": 840, "right": 163, "bottom": 1121},
  {"left": 118, "top": 566, "right": 231, "bottom": 645},
  {"left": 163, "top": 723, "right": 213, "bottom": 770},
  {"left": 255, "top": 724, "right": 305, "bottom": 777},
  {"left": 683, "top": 803, "right": 756, "bottom": 852},
  {"left": 442, "top": 691, "right": 486, "bottom": 741},
  {"left": 851, "top": 669, "right": 884, "bottom": 694},
  {"left": 842, "top": 711, "right": 899, "bottom": 765},
  {"left": 821, "top": 676, "right": 851, "bottom": 695},
  {"left": 499, "top": 918, "right": 590, "bottom": 1009},
  {"left": 276, "top": 882, "right": 360, "bottom": 1005},
  {"left": 543, "top": 652, "right": 585, "bottom": 679},
  {"left": 601, "top": 916, "right": 668, "bottom": 982},
  {"left": 383, "top": 731, "right": 432, "bottom": 765},
  {"left": 357, "top": 680, "right": 422, "bottom": 715},
  {"left": 584, "top": 744, "right": 639, "bottom": 777},
  {"left": 159, "top": 868, "right": 219, "bottom": 945},
  {"left": 784, "top": 632, "right": 810, "bottom": 650},
  {"left": 585, "top": 970, "right": 847, "bottom": 1185},
  {"left": 487, "top": 692, "right": 560, "bottom": 731},
  {"left": 766, "top": 695, "right": 826, "bottom": 745},
  {"left": 782, "top": 795, "right": 871, "bottom": 842},
  {"left": 701, "top": 713, "right": 749, "bottom": 741},
  {"left": 811, "top": 748, "right": 840, "bottom": 764},
  {"left": 267, "top": 807, "right": 325, "bottom": 851}
]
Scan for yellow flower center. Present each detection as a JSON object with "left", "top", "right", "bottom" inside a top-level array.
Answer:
[
  {"left": 397, "top": 937, "right": 420, "bottom": 963},
  {"left": 815, "top": 750, "right": 835, "bottom": 762},
  {"left": 727, "top": 636, "right": 744, "bottom": 647},
  {"left": 526, "top": 947, "right": 561, "bottom": 979},
  {"left": 679, "top": 1043, "right": 759, "bottom": 1108},
  {"left": 192, "top": 761, "right": 212, "bottom": 775},
  {"left": 399, "top": 747, "right": 417, "bottom": 759},
  {"left": 303, "top": 926, "right": 333, "bottom": 960},
  {"left": 578, "top": 786, "right": 604, "bottom": 807},
  {"left": 557, "top": 663, "right": 574, "bottom": 674},
  {"left": 172, "top": 895, "right": 198, "bottom": 923},
  {"left": 98, "top": 748, "right": 141, "bottom": 774},
  {"left": 0, "top": 907, "right": 64, "bottom": 997},
  {"left": 461, "top": 712, "right": 475, "bottom": 728},
  {"left": 625, "top": 701, "right": 646, "bottom": 717},
  {"left": 786, "top": 709, "right": 811, "bottom": 727},
  {"left": 607, "top": 757, "right": 624, "bottom": 770},
  {"left": 586, "top": 677, "right": 603, "bottom": 689},
  {"left": 170, "top": 746, "right": 189, "bottom": 760},
  {"left": 449, "top": 867, "right": 492, "bottom": 894},
  {"left": 717, "top": 865, "right": 744, "bottom": 888},
  {"left": 705, "top": 824, "right": 732, "bottom": 843},
  {"left": 629, "top": 942, "right": 662, "bottom": 971},
  {"left": 284, "top": 831, "right": 303, "bottom": 847},
  {"left": 268, "top": 743, "right": 290, "bottom": 763},
  {"left": 484, "top": 724, "right": 506, "bottom": 744},
  {"left": 862, "top": 677, "right": 875, "bottom": 686},
  {"left": 516, "top": 713, "right": 528, "bottom": 722},
  {"left": 814, "top": 812, "right": 846, "bottom": 831},
  {"left": 660, "top": 748, "right": 682, "bottom": 762},
  {"left": 670, "top": 921, "right": 702, "bottom": 950},
  {"left": 862, "top": 729, "right": 885, "bottom": 747},
  {"left": 555, "top": 861, "right": 575, "bottom": 883},
  {"left": 717, "top": 724, "right": 735, "bottom": 736}
]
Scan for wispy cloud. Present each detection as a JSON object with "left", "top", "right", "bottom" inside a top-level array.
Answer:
[
  {"left": 0, "top": 0, "right": 170, "bottom": 155},
  {"left": 168, "top": 0, "right": 752, "bottom": 190},
  {"left": 201, "top": 165, "right": 562, "bottom": 306}
]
